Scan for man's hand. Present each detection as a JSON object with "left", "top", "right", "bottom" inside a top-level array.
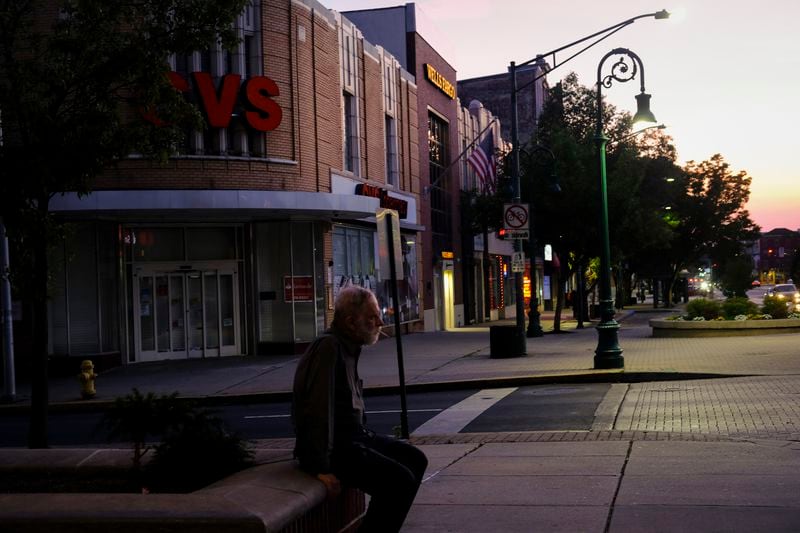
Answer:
[{"left": 316, "top": 473, "right": 341, "bottom": 499}]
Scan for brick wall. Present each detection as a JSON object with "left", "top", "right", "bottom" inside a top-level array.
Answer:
[
  {"left": 95, "top": 0, "right": 345, "bottom": 195},
  {"left": 413, "top": 33, "right": 462, "bottom": 311}
]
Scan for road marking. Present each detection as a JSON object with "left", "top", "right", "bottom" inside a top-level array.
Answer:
[
  {"left": 412, "top": 387, "right": 517, "bottom": 436},
  {"left": 244, "top": 408, "right": 443, "bottom": 420}
]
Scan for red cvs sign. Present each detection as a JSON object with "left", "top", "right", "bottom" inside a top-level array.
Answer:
[{"left": 148, "top": 71, "right": 282, "bottom": 132}]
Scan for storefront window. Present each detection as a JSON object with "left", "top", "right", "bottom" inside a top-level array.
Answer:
[
  {"left": 333, "top": 225, "right": 377, "bottom": 298},
  {"left": 255, "top": 221, "right": 323, "bottom": 345},
  {"left": 333, "top": 225, "right": 420, "bottom": 324}
]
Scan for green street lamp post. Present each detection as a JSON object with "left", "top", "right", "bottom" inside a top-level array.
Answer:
[
  {"left": 506, "top": 10, "right": 668, "bottom": 353},
  {"left": 593, "top": 48, "right": 658, "bottom": 369}
]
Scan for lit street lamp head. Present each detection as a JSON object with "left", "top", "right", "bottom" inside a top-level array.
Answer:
[{"left": 633, "top": 92, "right": 657, "bottom": 125}]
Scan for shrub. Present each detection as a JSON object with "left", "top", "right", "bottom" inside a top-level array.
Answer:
[
  {"left": 686, "top": 298, "right": 721, "bottom": 320},
  {"left": 145, "top": 408, "right": 254, "bottom": 492},
  {"left": 99, "top": 388, "right": 191, "bottom": 468},
  {"left": 100, "top": 388, "right": 254, "bottom": 492},
  {"left": 761, "top": 295, "right": 789, "bottom": 319},
  {"left": 721, "top": 297, "right": 758, "bottom": 319}
]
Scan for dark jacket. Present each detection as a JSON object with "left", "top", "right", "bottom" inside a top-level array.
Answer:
[{"left": 292, "top": 328, "right": 366, "bottom": 474}]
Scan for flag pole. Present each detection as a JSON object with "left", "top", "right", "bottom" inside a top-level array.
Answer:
[{"left": 425, "top": 118, "right": 498, "bottom": 194}]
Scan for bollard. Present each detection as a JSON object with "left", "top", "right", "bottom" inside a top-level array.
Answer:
[{"left": 77, "top": 360, "right": 97, "bottom": 399}]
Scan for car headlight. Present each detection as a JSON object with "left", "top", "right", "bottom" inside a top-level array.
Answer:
[{"left": 777, "top": 293, "right": 785, "bottom": 299}]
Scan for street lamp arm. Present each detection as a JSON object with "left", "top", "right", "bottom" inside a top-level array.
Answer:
[
  {"left": 609, "top": 123, "right": 666, "bottom": 146},
  {"left": 595, "top": 48, "right": 648, "bottom": 135},
  {"left": 524, "top": 144, "right": 555, "bottom": 161},
  {"left": 514, "top": 9, "right": 669, "bottom": 95}
]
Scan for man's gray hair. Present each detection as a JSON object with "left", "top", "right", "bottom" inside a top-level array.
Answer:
[{"left": 333, "top": 286, "right": 377, "bottom": 325}]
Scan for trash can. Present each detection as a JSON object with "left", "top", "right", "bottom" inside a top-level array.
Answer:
[{"left": 489, "top": 325, "right": 526, "bottom": 358}]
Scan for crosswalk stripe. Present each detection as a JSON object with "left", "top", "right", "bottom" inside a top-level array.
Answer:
[{"left": 411, "top": 387, "right": 517, "bottom": 436}]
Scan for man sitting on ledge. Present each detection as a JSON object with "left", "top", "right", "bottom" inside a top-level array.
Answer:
[{"left": 292, "top": 285, "right": 428, "bottom": 533}]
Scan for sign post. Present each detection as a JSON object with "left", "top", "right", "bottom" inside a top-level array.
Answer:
[
  {"left": 511, "top": 251, "right": 525, "bottom": 273},
  {"left": 376, "top": 209, "right": 409, "bottom": 439}
]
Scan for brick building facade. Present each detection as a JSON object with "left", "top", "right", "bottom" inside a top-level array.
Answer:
[
  {"left": 343, "top": 4, "right": 516, "bottom": 330},
  {"left": 42, "top": 0, "right": 423, "bottom": 364},
  {"left": 756, "top": 228, "right": 800, "bottom": 284}
]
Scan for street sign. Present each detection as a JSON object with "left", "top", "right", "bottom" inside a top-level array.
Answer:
[
  {"left": 506, "top": 229, "right": 529, "bottom": 240},
  {"left": 511, "top": 252, "right": 525, "bottom": 273},
  {"left": 503, "top": 203, "right": 529, "bottom": 230},
  {"left": 376, "top": 209, "right": 403, "bottom": 280}
]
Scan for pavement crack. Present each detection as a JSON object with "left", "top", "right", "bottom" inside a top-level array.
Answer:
[
  {"left": 421, "top": 442, "right": 483, "bottom": 484},
  {"left": 604, "top": 440, "right": 634, "bottom": 533}
]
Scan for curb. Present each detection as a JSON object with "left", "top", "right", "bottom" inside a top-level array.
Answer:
[{"left": 0, "top": 370, "right": 746, "bottom": 415}]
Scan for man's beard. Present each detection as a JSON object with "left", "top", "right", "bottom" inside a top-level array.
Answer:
[{"left": 356, "top": 322, "right": 381, "bottom": 345}]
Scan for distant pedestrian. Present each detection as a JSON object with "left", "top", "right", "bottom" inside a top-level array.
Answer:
[{"left": 292, "top": 285, "right": 428, "bottom": 533}]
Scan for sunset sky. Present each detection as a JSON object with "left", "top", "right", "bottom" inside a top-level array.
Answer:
[{"left": 325, "top": 0, "right": 800, "bottom": 233}]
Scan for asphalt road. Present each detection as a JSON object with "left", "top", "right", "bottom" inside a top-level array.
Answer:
[{"left": 0, "top": 384, "right": 611, "bottom": 447}]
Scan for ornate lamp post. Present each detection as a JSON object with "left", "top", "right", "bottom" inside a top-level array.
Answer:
[
  {"left": 593, "top": 48, "right": 658, "bottom": 369},
  {"left": 506, "top": 10, "right": 668, "bottom": 353}
]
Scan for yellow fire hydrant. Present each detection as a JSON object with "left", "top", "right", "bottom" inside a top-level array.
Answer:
[{"left": 77, "top": 360, "right": 97, "bottom": 400}]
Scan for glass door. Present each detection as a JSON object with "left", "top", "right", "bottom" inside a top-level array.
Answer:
[
  {"left": 135, "top": 272, "right": 189, "bottom": 362},
  {"left": 186, "top": 272, "right": 204, "bottom": 358},
  {"left": 134, "top": 264, "right": 240, "bottom": 362}
]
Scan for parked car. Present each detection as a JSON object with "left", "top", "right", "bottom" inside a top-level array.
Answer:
[
  {"left": 751, "top": 280, "right": 761, "bottom": 287},
  {"left": 765, "top": 284, "right": 800, "bottom": 306}
]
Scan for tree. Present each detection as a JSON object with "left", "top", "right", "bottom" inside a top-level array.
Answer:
[
  {"left": 529, "top": 73, "right": 676, "bottom": 329},
  {"left": 0, "top": 0, "right": 248, "bottom": 447},
  {"left": 719, "top": 254, "right": 755, "bottom": 298},
  {"left": 663, "top": 154, "right": 760, "bottom": 302}
]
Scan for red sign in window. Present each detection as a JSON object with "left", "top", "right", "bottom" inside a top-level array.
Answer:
[
  {"left": 284, "top": 276, "right": 314, "bottom": 302},
  {"left": 143, "top": 71, "right": 283, "bottom": 132}
]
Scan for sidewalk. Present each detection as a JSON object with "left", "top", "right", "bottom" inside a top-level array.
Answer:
[
  {"left": 405, "top": 438, "right": 800, "bottom": 532},
  {"left": 4, "top": 306, "right": 800, "bottom": 532},
  {"left": 6, "top": 303, "right": 800, "bottom": 409}
]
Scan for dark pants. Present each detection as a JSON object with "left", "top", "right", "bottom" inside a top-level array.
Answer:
[{"left": 332, "top": 431, "right": 428, "bottom": 533}]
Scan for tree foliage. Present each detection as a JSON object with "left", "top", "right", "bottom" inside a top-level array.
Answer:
[
  {"left": 520, "top": 72, "right": 759, "bottom": 319},
  {"left": 0, "top": 0, "right": 248, "bottom": 448}
]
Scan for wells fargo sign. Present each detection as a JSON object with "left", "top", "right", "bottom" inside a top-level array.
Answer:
[
  {"left": 145, "top": 71, "right": 283, "bottom": 132},
  {"left": 424, "top": 64, "right": 455, "bottom": 100},
  {"left": 355, "top": 184, "right": 409, "bottom": 219}
]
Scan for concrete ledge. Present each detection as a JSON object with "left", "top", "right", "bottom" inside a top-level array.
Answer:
[
  {"left": 650, "top": 318, "right": 800, "bottom": 337},
  {"left": 0, "top": 449, "right": 365, "bottom": 533}
]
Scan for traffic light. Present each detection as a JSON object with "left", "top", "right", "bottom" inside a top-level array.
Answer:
[{"left": 496, "top": 228, "right": 507, "bottom": 240}]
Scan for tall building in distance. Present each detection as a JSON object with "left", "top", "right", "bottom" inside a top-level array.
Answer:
[
  {"left": 756, "top": 228, "right": 800, "bottom": 284},
  {"left": 458, "top": 60, "right": 550, "bottom": 149}
]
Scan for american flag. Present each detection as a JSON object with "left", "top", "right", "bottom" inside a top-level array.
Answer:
[{"left": 467, "top": 129, "right": 496, "bottom": 194}]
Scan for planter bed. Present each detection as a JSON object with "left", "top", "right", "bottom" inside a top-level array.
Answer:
[{"left": 650, "top": 317, "right": 800, "bottom": 337}]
